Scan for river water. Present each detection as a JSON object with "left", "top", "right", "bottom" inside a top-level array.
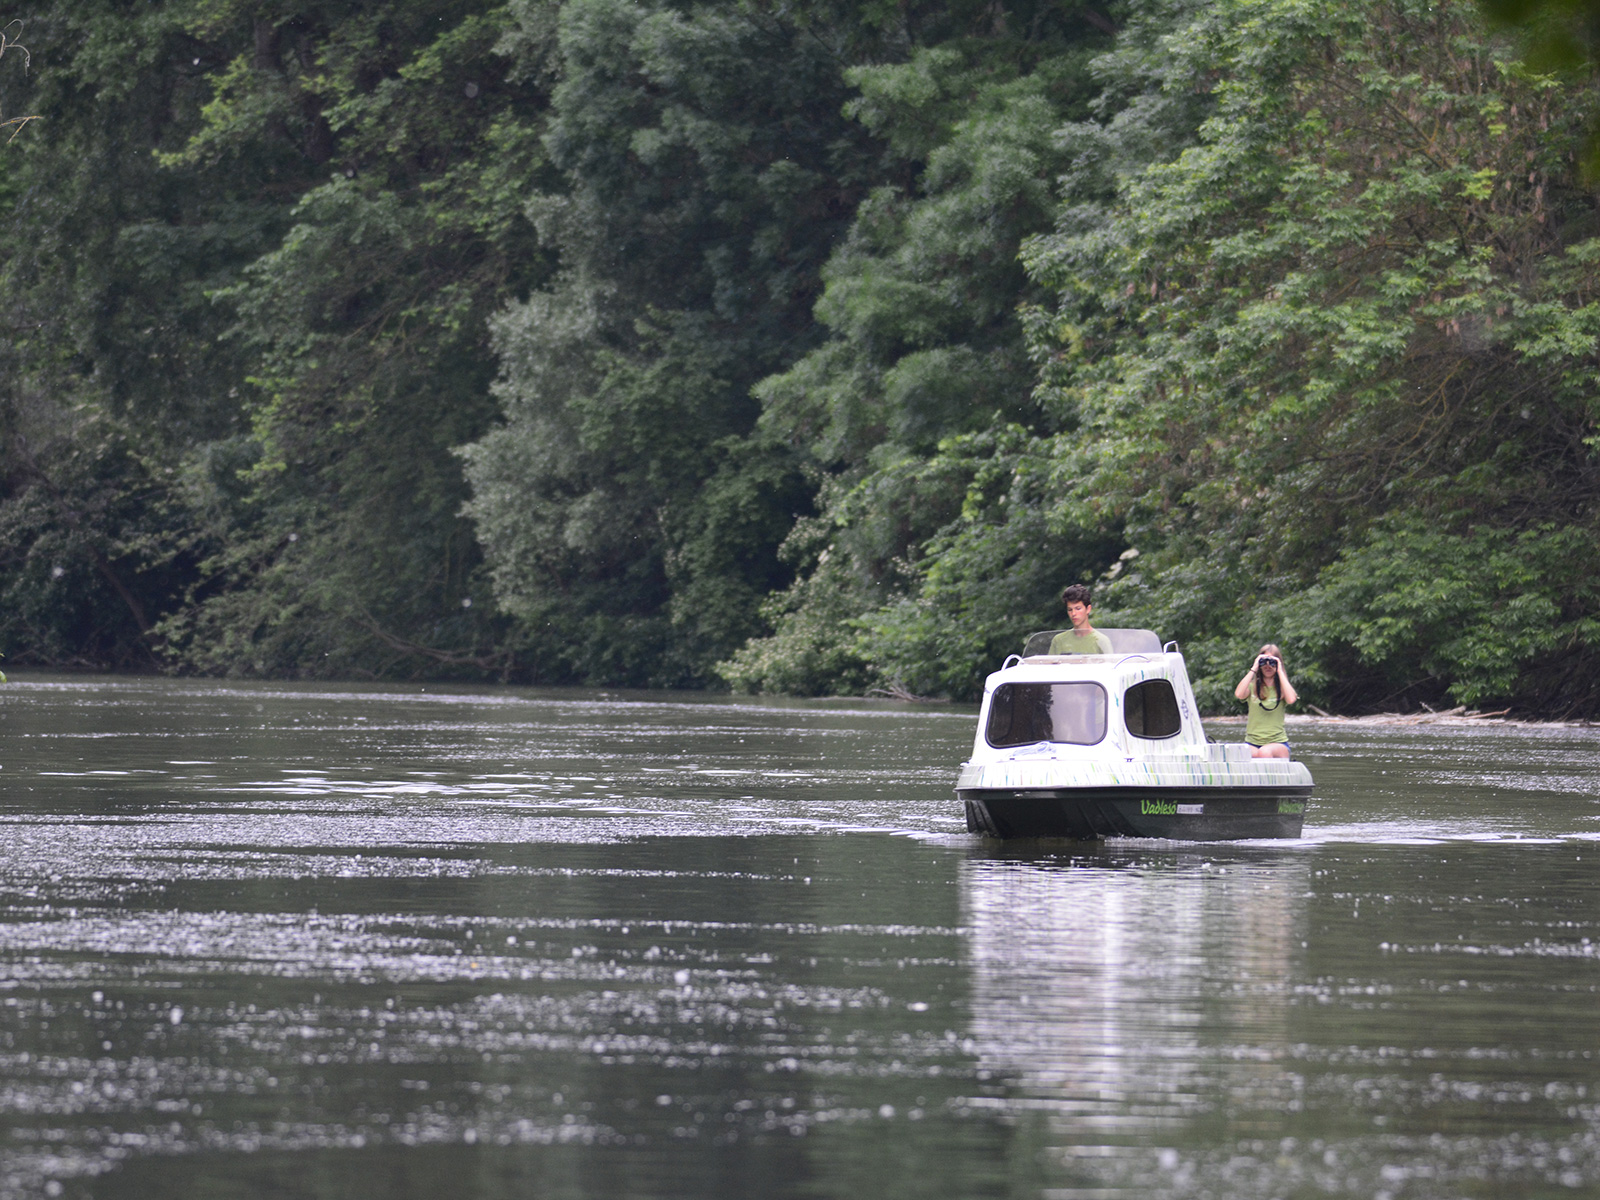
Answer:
[{"left": 0, "top": 676, "right": 1597, "bottom": 1199}]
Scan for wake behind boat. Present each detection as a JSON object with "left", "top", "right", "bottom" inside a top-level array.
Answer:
[{"left": 957, "top": 629, "right": 1312, "bottom": 840}]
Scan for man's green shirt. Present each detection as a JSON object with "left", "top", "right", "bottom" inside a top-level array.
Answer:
[{"left": 1049, "top": 628, "right": 1113, "bottom": 655}]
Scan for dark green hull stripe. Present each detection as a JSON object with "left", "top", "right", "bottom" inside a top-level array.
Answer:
[{"left": 959, "top": 785, "right": 1312, "bottom": 841}]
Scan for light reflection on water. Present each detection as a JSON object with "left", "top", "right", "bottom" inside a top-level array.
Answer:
[{"left": 0, "top": 677, "right": 1598, "bottom": 1197}]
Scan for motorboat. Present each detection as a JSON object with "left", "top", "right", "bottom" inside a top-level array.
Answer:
[{"left": 957, "top": 629, "right": 1312, "bottom": 840}]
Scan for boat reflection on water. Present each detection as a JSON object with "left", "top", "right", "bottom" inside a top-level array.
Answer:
[{"left": 960, "top": 845, "right": 1310, "bottom": 1191}]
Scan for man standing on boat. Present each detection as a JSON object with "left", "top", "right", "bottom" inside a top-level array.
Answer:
[{"left": 1049, "top": 584, "right": 1113, "bottom": 654}]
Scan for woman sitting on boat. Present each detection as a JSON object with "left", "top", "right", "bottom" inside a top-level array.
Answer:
[{"left": 1234, "top": 644, "right": 1297, "bottom": 759}]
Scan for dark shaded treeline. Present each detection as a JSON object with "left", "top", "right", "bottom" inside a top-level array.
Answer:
[{"left": 1, "top": 0, "right": 1598, "bottom": 715}]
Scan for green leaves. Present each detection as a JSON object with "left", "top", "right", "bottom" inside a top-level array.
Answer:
[
  {"left": 1014, "top": 0, "right": 1600, "bottom": 713},
  {"left": 726, "top": 25, "right": 1114, "bottom": 694},
  {"left": 160, "top": 3, "right": 550, "bottom": 679},
  {"left": 461, "top": 0, "right": 884, "bottom": 686},
  {"left": 6, "top": 0, "right": 1600, "bottom": 712},
  {"left": 1265, "top": 518, "right": 1599, "bottom": 707}
]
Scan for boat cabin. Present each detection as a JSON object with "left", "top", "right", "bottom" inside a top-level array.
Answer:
[{"left": 968, "top": 628, "right": 1212, "bottom": 765}]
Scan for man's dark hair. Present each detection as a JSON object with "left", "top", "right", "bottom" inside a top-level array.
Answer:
[{"left": 1061, "top": 583, "right": 1092, "bottom": 608}]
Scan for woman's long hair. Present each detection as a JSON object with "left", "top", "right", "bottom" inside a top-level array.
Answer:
[{"left": 1254, "top": 643, "right": 1284, "bottom": 703}]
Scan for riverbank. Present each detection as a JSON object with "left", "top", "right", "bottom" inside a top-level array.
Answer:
[{"left": 1208, "top": 709, "right": 1597, "bottom": 728}]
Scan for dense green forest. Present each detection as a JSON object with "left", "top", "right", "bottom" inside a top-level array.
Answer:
[{"left": 1, "top": 0, "right": 1598, "bottom": 714}]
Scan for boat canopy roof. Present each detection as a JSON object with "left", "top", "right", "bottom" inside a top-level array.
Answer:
[{"left": 1021, "top": 628, "right": 1163, "bottom": 656}]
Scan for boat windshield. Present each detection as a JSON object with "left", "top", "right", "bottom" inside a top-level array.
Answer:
[
  {"left": 1021, "top": 628, "right": 1162, "bottom": 657},
  {"left": 986, "top": 682, "right": 1107, "bottom": 748}
]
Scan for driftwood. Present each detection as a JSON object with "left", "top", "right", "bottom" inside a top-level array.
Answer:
[
  {"left": 1214, "top": 705, "right": 1588, "bottom": 728},
  {"left": 0, "top": 23, "right": 38, "bottom": 143},
  {"left": 1246, "top": 702, "right": 1526, "bottom": 725},
  {"left": 1296, "top": 704, "right": 1512, "bottom": 726},
  {"left": 865, "top": 681, "right": 946, "bottom": 703}
]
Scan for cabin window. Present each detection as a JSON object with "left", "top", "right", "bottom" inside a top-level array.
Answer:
[
  {"left": 985, "top": 683, "right": 1107, "bottom": 748},
  {"left": 1124, "top": 679, "right": 1182, "bottom": 739}
]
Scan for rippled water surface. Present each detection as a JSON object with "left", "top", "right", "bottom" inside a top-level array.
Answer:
[{"left": 2, "top": 676, "right": 1599, "bottom": 1198}]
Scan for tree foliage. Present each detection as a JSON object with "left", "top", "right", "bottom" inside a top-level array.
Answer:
[
  {"left": 4, "top": 0, "right": 1600, "bottom": 717},
  {"left": 461, "top": 0, "right": 889, "bottom": 686},
  {"left": 0, "top": 2, "right": 283, "bottom": 669},
  {"left": 1013, "top": 0, "right": 1600, "bottom": 712},
  {"left": 155, "top": 2, "right": 552, "bottom": 679},
  {"left": 1, "top": 2, "right": 550, "bottom": 678},
  {"left": 718, "top": 9, "right": 1119, "bottom": 695}
]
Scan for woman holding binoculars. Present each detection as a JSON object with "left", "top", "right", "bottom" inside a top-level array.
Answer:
[{"left": 1234, "top": 643, "right": 1297, "bottom": 759}]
